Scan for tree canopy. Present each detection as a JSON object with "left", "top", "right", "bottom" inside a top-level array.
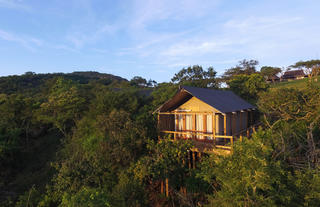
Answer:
[{"left": 171, "top": 65, "right": 219, "bottom": 88}]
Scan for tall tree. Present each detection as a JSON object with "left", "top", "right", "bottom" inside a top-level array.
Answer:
[
  {"left": 130, "top": 76, "right": 148, "bottom": 87},
  {"left": 39, "top": 78, "right": 86, "bottom": 136},
  {"left": 223, "top": 59, "right": 259, "bottom": 80},
  {"left": 227, "top": 73, "right": 268, "bottom": 103},
  {"left": 291, "top": 59, "right": 320, "bottom": 81},
  {"left": 260, "top": 66, "right": 281, "bottom": 82},
  {"left": 171, "top": 65, "right": 219, "bottom": 88}
]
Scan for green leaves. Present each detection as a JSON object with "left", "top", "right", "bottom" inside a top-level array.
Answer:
[
  {"left": 39, "top": 77, "right": 86, "bottom": 136},
  {"left": 227, "top": 73, "right": 269, "bottom": 103},
  {"left": 171, "top": 65, "right": 219, "bottom": 88}
]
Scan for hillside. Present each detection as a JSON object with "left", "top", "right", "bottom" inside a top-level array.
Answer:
[
  {"left": 0, "top": 71, "right": 127, "bottom": 94},
  {"left": 270, "top": 76, "right": 320, "bottom": 89}
]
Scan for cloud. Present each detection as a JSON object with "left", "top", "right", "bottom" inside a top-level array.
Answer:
[
  {"left": 224, "top": 16, "right": 302, "bottom": 32},
  {"left": 0, "top": 29, "right": 42, "bottom": 51},
  {"left": 66, "top": 23, "right": 119, "bottom": 49},
  {"left": 0, "top": 0, "right": 31, "bottom": 11},
  {"left": 129, "top": 0, "right": 221, "bottom": 29}
]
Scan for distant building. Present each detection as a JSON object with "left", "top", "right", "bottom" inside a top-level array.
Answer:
[
  {"left": 281, "top": 69, "right": 306, "bottom": 81},
  {"left": 266, "top": 75, "right": 280, "bottom": 83}
]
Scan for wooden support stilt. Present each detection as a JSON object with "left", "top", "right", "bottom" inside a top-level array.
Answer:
[
  {"left": 192, "top": 151, "right": 196, "bottom": 169},
  {"left": 165, "top": 178, "right": 169, "bottom": 197},
  {"left": 161, "top": 180, "right": 164, "bottom": 194}
]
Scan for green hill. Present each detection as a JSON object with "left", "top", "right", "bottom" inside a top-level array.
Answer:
[
  {"left": 270, "top": 77, "right": 320, "bottom": 89},
  {"left": 0, "top": 71, "right": 127, "bottom": 94}
]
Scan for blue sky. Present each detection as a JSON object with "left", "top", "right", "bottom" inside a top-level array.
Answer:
[{"left": 0, "top": 0, "right": 320, "bottom": 82}]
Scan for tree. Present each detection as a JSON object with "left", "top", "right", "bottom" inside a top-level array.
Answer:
[
  {"left": 291, "top": 59, "right": 320, "bottom": 81},
  {"left": 151, "top": 83, "right": 178, "bottom": 109},
  {"left": 39, "top": 78, "right": 86, "bottom": 136},
  {"left": 130, "top": 76, "right": 148, "bottom": 87},
  {"left": 223, "top": 59, "right": 259, "bottom": 80},
  {"left": 227, "top": 73, "right": 269, "bottom": 103},
  {"left": 260, "top": 66, "right": 281, "bottom": 82},
  {"left": 258, "top": 84, "right": 320, "bottom": 168},
  {"left": 171, "top": 65, "right": 219, "bottom": 88},
  {"left": 199, "top": 131, "right": 320, "bottom": 207}
]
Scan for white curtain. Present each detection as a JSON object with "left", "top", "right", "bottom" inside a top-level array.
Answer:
[
  {"left": 175, "top": 114, "right": 183, "bottom": 131},
  {"left": 186, "top": 115, "right": 192, "bottom": 138},
  {"left": 196, "top": 115, "right": 203, "bottom": 139}
]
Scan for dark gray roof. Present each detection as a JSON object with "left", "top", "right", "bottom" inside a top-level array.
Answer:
[
  {"left": 156, "top": 85, "right": 255, "bottom": 113},
  {"left": 182, "top": 86, "right": 255, "bottom": 113},
  {"left": 282, "top": 69, "right": 306, "bottom": 79}
]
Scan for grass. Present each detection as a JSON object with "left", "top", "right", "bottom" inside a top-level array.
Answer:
[{"left": 270, "top": 76, "right": 320, "bottom": 89}]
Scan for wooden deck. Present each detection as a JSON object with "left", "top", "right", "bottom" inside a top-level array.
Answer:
[{"left": 161, "top": 124, "right": 259, "bottom": 154}]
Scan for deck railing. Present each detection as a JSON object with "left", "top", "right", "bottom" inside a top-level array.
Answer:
[{"left": 160, "top": 123, "right": 261, "bottom": 151}]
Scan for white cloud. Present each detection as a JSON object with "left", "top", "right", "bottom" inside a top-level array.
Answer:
[
  {"left": 0, "top": 29, "right": 42, "bottom": 51},
  {"left": 129, "top": 0, "right": 221, "bottom": 29},
  {"left": 224, "top": 16, "right": 302, "bottom": 32},
  {"left": 0, "top": 0, "right": 30, "bottom": 11},
  {"left": 66, "top": 23, "right": 119, "bottom": 49}
]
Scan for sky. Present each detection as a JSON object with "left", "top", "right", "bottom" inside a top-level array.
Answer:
[{"left": 0, "top": 0, "right": 320, "bottom": 82}]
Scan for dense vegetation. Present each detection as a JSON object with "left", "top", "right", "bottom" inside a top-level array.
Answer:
[{"left": 0, "top": 60, "right": 320, "bottom": 206}]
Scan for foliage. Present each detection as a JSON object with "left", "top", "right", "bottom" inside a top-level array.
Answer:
[
  {"left": 39, "top": 77, "right": 86, "bottom": 136},
  {"left": 150, "top": 82, "right": 178, "bottom": 110},
  {"left": 201, "top": 131, "right": 320, "bottom": 207},
  {"left": 2, "top": 62, "right": 320, "bottom": 206},
  {"left": 171, "top": 65, "right": 219, "bottom": 88},
  {"left": 223, "top": 59, "right": 259, "bottom": 80},
  {"left": 291, "top": 59, "right": 320, "bottom": 81},
  {"left": 227, "top": 73, "right": 269, "bottom": 103},
  {"left": 258, "top": 84, "right": 320, "bottom": 167},
  {"left": 134, "top": 138, "right": 193, "bottom": 183},
  {"left": 60, "top": 187, "right": 111, "bottom": 207},
  {"left": 130, "top": 76, "right": 157, "bottom": 87},
  {"left": 260, "top": 66, "right": 281, "bottom": 81}
]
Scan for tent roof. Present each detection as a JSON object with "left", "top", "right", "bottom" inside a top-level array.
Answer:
[{"left": 155, "top": 85, "right": 255, "bottom": 113}]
